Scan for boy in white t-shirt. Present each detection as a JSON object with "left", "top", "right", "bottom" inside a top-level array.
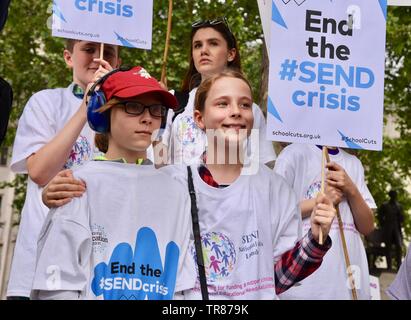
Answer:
[
  {"left": 7, "top": 39, "right": 121, "bottom": 299},
  {"left": 274, "top": 143, "right": 376, "bottom": 300},
  {"left": 31, "top": 66, "right": 195, "bottom": 300}
]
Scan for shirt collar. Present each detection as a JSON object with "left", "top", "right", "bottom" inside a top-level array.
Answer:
[
  {"left": 94, "top": 155, "right": 153, "bottom": 165},
  {"left": 198, "top": 164, "right": 229, "bottom": 189},
  {"left": 316, "top": 145, "right": 340, "bottom": 155}
]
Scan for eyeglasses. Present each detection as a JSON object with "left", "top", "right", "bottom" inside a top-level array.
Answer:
[
  {"left": 116, "top": 101, "right": 167, "bottom": 118},
  {"left": 192, "top": 17, "right": 230, "bottom": 29},
  {"left": 192, "top": 17, "right": 235, "bottom": 46}
]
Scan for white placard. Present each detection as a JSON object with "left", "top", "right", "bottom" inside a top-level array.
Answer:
[
  {"left": 257, "top": 0, "right": 272, "bottom": 53},
  {"left": 388, "top": 0, "right": 411, "bottom": 5},
  {"left": 259, "top": 0, "right": 410, "bottom": 56},
  {"left": 52, "top": 0, "right": 153, "bottom": 49},
  {"left": 266, "top": 0, "right": 387, "bottom": 150}
]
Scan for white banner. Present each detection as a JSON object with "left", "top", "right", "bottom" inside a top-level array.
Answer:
[
  {"left": 52, "top": 0, "right": 153, "bottom": 49},
  {"left": 258, "top": 0, "right": 410, "bottom": 56},
  {"left": 388, "top": 0, "right": 411, "bottom": 5},
  {"left": 266, "top": 0, "right": 387, "bottom": 150}
]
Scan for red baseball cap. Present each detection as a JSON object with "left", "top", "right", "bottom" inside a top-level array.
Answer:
[{"left": 101, "top": 66, "right": 178, "bottom": 110}]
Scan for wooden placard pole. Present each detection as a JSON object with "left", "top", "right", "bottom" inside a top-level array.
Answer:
[
  {"left": 161, "top": 0, "right": 173, "bottom": 86},
  {"left": 100, "top": 43, "right": 104, "bottom": 60},
  {"left": 324, "top": 148, "right": 358, "bottom": 300},
  {"left": 319, "top": 146, "right": 328, "bottom": 245}
]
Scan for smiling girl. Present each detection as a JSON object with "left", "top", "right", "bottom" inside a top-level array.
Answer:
[{"left": 162, "top": 70, "right": 336, "bottom": 300}]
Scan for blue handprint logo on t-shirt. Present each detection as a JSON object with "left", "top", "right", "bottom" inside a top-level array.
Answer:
[{"left": 91, "top": 227, "right": 179, "bottom": 300}]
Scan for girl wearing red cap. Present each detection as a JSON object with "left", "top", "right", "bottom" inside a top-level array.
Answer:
[{"left": 31, "top": 67, "right": 195, "bottom": 300}]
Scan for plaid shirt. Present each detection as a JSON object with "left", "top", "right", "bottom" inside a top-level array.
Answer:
[{"left": 198, "top": 164, "right": 332, "bottom": 295}]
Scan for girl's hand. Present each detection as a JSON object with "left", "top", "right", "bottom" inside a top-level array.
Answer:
[
  {"left": 326, "top": 162, "right": 356, "bottom": 197},
  {"left": 42, "top": 169, "right": 86, "bottom": 208},
  {"left": 310, "top": 193, "right": 336, "bottom": 243}
]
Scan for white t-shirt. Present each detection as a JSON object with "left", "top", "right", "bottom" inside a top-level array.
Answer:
[
  {"left": 31, "top": 161, "right": 195, "bottom": 300},
  {"left": 386, "top": 242, "right": 411, "bottom": 300},
  {"left": 161, "top": 164, "right": 302, "bottom": 300},
  {"left": 274, "top": 143, "right": 377, "bottom": 300},
  {"left": 7, "top": 84, "right": 95, "bottom": 298},
  {"left": 162, "top": 88, "right": 276, "bottom": 165}
]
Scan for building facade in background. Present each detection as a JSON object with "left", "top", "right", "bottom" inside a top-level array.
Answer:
[{"left": 0, "top": 147, "right": 17, "bottom": 299}]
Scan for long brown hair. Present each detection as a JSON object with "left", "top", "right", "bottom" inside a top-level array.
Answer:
[{"left": 181, "top": 21, "right": 242, "bottom": 92}]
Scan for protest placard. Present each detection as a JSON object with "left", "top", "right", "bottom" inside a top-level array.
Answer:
[
  {"left": 266, "top": 0, "right": 387, "bottom": 150},
  {"left": 258, "top": 0, "right": 409, "bottom": 56},
  {"left": 257, "top": 0, "right": 271, "bottom": 54},
  {"left": 387, "top": 0, "right": 411, "bottom": 5},
  {"left": 52, "top": 0, "right": 153, "bottom": 49}
]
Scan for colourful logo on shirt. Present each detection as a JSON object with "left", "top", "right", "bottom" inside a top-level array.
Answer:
[
  {"left": 176, "top": 116, "right": 202, "bottom": 145},
  {"left": 64, "top": 135, "right": 91, "bottom": 169},
  {"left": 91, "top": 224, "right": 108, "bottom": 254},
  {"left": 91, "top": 227, "right": 179, "bottom": 300},
  {"left": 304, "top": 180, "right": 321, "bottom": 200},
  {"left": 192, "top": 232, "right": 236, "bottom": 283}
]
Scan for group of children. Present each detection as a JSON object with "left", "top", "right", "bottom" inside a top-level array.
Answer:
[{"left": 6, "top": 17, "right": 409, "bottom": 300}]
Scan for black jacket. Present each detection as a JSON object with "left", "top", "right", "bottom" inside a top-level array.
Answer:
[
  {"left": 1, "top": 0, "right": 12, "bottom": 143},
  {"left": 0, "top": 76, "right": 13, "bottom": 144},
  {"left": 0, "top": 0, "right": 11, "bottom": 31}
]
